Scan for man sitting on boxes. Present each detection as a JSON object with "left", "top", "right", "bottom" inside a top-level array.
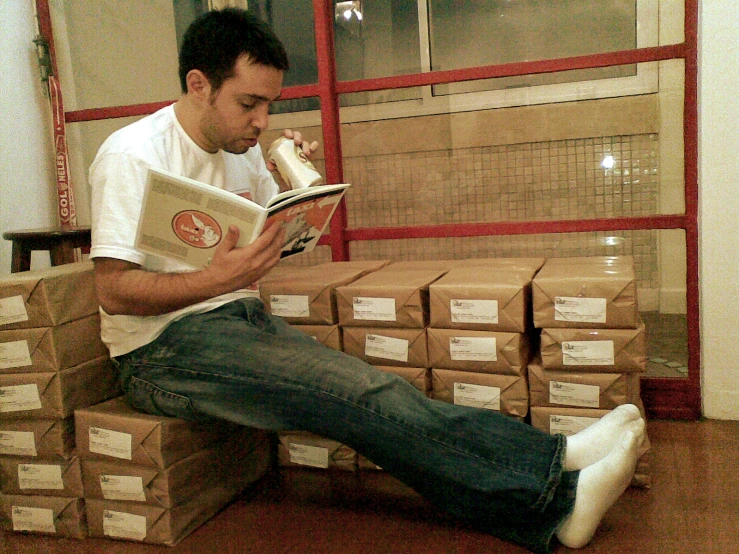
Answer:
[{"left": 89, "top": 8, "right": 646, "bottom": 553}]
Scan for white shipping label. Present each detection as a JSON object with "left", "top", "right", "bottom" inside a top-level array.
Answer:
[
  {"left": 18, "top": 464, "right": 64, "bottom": 490},
  {"left": 288, "top": 442, "right": 329, "bottom": 468},
  {"left": 453, "top": 383, "right": 501, "bottom": 411},
  {"left": 103, "top": 510, "right": 147, "bottom": 541},
  {"left": 89, "top": 427, "right": 133, "bottom": 460},
  {"left": 270, "top": 295, "right": 310, "bottom": 318},
  {"left": 554, "top": 296, "right": 607, "bottom": 323},
  {"left": 450, "top": 299, "right": 499, "bottom": 324},
  {"left": 549, "top": 415, "right": 600, "bottom": 436},
  {"left": 100, "top": 475, "right": 147, "bottom": 501},
  {"left": 0, "top": 296, "right": 29, "bottom": 326},
  {"left": 449, "top": 336, "right": 497, "bottom": 362},
  {"left": 352, "top": 297, "right": 396, "bottom": 322},
  {"left": 0, "top": 430, "right": 37, "bottom": 456},
  {"left": 549, "top": 381, "right": 601, "bottom": 408},
  {"left": 365, "top": 334, "right": 409, "bottom": 362},
  {"left": 0, "top": 384, "right": 42, "bottom": 413},
  {"left": 0, "top": 340, "right": 33, "bottom": 369},
  {"left": 12, "top": 505, "right": 56, "bottom": 534},
  {"left": 562, "top": 341, "right": 615, "bottom": 366}
]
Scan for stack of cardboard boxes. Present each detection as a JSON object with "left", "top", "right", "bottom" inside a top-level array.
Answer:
[
  {"left": 0, "top": 262, "right": 119, "bottom": 537},
  {"left": 74, "top": 397, "right": 273, "bottom": 545}
]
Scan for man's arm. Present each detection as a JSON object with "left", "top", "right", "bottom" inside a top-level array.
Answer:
[{"left": 95, "top": 223, "right": 285, "bottom": 316}]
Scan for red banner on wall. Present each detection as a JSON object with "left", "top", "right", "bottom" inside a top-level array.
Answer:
[{"left": 49, "top": 75, "right": 77, "bottom": 228}]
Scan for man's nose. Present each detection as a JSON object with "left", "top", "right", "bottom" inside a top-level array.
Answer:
[{"left": 252, "top": 103, "right": 270, "bottom": 130}]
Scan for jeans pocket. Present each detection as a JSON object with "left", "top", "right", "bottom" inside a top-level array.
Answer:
[{"left": 127, "top": 375, "right": 200, "bottom": 421}]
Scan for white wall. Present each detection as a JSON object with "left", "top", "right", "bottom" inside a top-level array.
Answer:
[
  {"left": 0, "top": 0, "right": 58, "bottom": 272},
  {"left": 1, "top": 0, "right": 737, "bottom": 419},
  {"left": 698, "top": 1, "right": 739, "bottom": 419}
]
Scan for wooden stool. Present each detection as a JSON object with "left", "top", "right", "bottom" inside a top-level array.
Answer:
[{"left": 3, "top": 226, "right": 92, "bottom": 273}]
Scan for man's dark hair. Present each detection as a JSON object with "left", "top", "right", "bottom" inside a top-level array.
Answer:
[{"left": 178, "top": 8, "right": 289, "bottom": 94}]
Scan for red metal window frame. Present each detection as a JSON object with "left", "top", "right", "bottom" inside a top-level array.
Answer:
[{"left": 36, "top": 0, "right": 701, "bottom": 419}]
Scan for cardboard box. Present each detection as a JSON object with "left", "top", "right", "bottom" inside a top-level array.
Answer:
[
  {"left": 427, "top": 328, "right": 531, "bottom": 376},
  {"left": 539, "top": 321, "right": 646, "bottom": 372},
  {"left": 75, "top": 397, "right": 240, "bottom": 468},
  {"left": 0, "top": 494, "right": 86, "bottom": 538},
  {"left": 430, "top": 369, "right": 529, "bottom": 418},
  {"left": 342, "top": 327, "right": 428, "bottom": 368},
  {"left": 0, "top": 314, "right": 108, "bottom": 374},
  {"left": 527, "top": 357, "right": 640, "bottom": 409},
  {"left": 260, "top": 260, "right": 390, "bottom": 325},
  {"left": 85, "top": 435, "right": 271, "bottom": 545},
  {"left": 291, "top": 324, "right": 342, "bottom": 351},
  {"left": 0, "top": 261, "right": 97, "bottom": 330},
  {"left": 0, "top": 417, "right": 75, "bottom": 459},
  {"left": 374, "top": 366, "right": 430, "bottom": 395},
  {"left": 0, "top": 453, "right": 83, "bottom": 497},
  {"left": 429, "top": 267, "right": 534, "bottom": 332},
  {"left": 336, "top": 268, "right": 446, "bottom": 328},
  {"left": 277, "top": 431, "right": 356, "bottom": 471},
  {"left": 81, "top": 427, "right": 271, "bottom": 508},
  {"left": 0, "top": 356, "right": 119, "bottom": 420},
  {"left": 532, "top": 256, "right": 639, "bottom": 329}
]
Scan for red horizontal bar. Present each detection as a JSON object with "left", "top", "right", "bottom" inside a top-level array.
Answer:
[
  {"left": 344, "top": 215, "right": 687, "bottom": 242},
  {"left": 65, "top": 100, "right": 175, "bottom": 123}
]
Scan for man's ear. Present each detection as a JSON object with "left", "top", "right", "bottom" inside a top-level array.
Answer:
[{"left": 185, "top": 69, "right": 211, "bottom": 101}]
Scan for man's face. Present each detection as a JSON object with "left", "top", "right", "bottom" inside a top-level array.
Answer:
[{"left": 199, "top": 55, "right": 283, "bottom": 154}]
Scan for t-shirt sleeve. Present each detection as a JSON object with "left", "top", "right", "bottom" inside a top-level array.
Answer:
[{"left": 88, "top": 152, "right": 150, "bottom": 265}]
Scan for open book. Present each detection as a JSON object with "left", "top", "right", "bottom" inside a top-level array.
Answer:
[{"left": 134, "top": 168, "right": 350, "bottom": 269}]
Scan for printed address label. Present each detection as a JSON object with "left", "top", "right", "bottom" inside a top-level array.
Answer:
[
  {"left": 554, "top": 296, "right": 607, "bottom": 323},
  {"left": 0, "top": 430, "right": 37, "bottom": 456},
  {"left": 288, "top": 443, "right": 329, "bottom": 468},
  {"left": 562, "top": 340, "right": 615, "bottom": 366},
  {"left": 0, "top": 384, "right": 42, "bottom": 413},
  {"left": 365, "top": 334, "right": 409, "bottom": 362},
  {"left": 89, "top": 427, "right": 132, "bottom": 460},
  {"left": 12, "top": 505, "right": 56, "bottom": 534},
  {"left": 270, "top": 295, "right": 310, "bottom": 318},
  {"left": 0, "top": 340, "right": 33, "bottom": 370},
  {"left": 18, "top": 464, "right": 64, "bottom": 490},
  {"left": 450, "top": 299, "right": 498, "bottom": 324},
  {"left": 449, "top": 336, "right": 497, "bottom": 362},
  {"left": 549, "top": 381, "right": 601, "bottom": 408},
  {"left": 103, "top": 510, "right": 147, "bottom": 541},
  {"left": 549, "top": 415, "right": 600, "bottom": 436},
  {"left": 100, "top": 475, "right": 146, "bottom": 501},
  {"left": 352, "top": 297, "right": 396, "bottom": 321},
  {"left": 453, "top": 383, "right": 501, "bottom": 411},
  {"left": 0, "top": 296, "right": 29, "bottom": 325}
]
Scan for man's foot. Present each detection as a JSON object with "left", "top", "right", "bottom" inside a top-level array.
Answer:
[
  {"left": 564, "top": 404, "right": 644, "bottom": 471},
  {"left": 555, "top": 427, "right": 643, "bottom": 549}
]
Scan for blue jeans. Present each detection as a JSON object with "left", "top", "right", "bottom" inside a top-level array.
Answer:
[{"left": 116, "top": 298, "right": 577, "bottom": 553}]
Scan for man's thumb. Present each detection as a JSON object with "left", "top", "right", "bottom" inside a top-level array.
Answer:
[{"left": 218, "top": 225, "right": 240, "bottom": 251}]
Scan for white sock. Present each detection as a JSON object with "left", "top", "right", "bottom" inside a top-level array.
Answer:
[
  {"left": 564, "top": 404, "right": 644, "bottom": 471},
  {"left": 555, "top": 428, "right": 643, "bottom": 549}
]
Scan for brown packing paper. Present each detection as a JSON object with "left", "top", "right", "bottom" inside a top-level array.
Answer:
[
  {"left": 0, "top": 356, "right": 119, "bottom": 420},
  {"left": 75, "top": 397, "right": 240, "bottom": 468},
  {"left": 429, "top": 267, "right": 534, "bottom": 332},
  {"left": 374, "top": 366, "right": 430, "bottom": 395},
  {"left": 291, "top": 324, "right": 342, "bottom": 351},
  {"left": 0, "top": 418, "right": 76, "bottom": 459},
  {"left": 85, "top": 436, "right": 271, "bottom": 546},
  {"left": 81, "top": 428, "right": 271, "bottom": 508},
  {"left": 0, "top": 453, "right": 83, "bottom": 497},
  {"left": 528, "top": 357, "right": 633, "bottom": 409},
  {"left": 456, "top": 257, "right": 547, "bottom": 273},
  {"left": 0, "top": 261, "right": 98, "bottom": 330},
  {"left": 336, "top": 268, "right": 447, "bottom": 328},
  {"left": 427, "top": 328, "right": 531, "bottom": 376},
  {"left": 385, "top": 260, "right": 456, "bottom": 272},
  {"left": 0, "top": 314, "right": 108, "bottom": 374},
  {"left": 260, "top": 260, "right": 391, "bottom": 325},
  {"left": 0, "top": 494, "right": 86, "bottom": 538},
  {"left": 277, "top": 431, "right": 356, "bottom": 471},
  {"left": 430, "top": 369, "right": 529, "bottom": 419},
  {"left": 532, "top": 256, "right": 639, "bottom": 329},
  {"left": 539, "top": 321, "right": 646, "bottom": 372},
  {"left": 342, "top": 327, "right": 428, "bottom": 368}
]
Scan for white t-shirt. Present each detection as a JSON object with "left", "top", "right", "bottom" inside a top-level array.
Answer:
[{"left": 89, "top": 104, "right": 280, "bottom": 357}]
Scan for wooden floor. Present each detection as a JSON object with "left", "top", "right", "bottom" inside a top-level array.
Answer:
[{"left": 1, "top": 418, "right": 737, "bottom": 554}]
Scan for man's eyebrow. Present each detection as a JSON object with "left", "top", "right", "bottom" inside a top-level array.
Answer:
[{"left": 238, "top": 93, "right": 282, "bottom": 102}]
